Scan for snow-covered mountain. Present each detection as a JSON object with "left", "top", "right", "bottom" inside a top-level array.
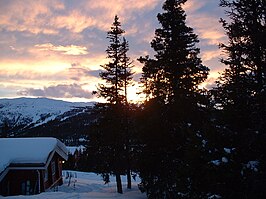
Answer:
[{"left": 0, "top": 98, "right": 94, "bottom": 134}]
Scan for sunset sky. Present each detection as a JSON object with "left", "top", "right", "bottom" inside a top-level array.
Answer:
[{"left": 0, "top": 0, "right": 227, "bottom": 102}]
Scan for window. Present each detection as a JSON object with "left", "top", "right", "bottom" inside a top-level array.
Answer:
[
  {"left": 26, "top": 180, "right": 30, "bottom": 195},
  {"left": 21, "top": 180, "right": 31, "bottom": 195},
  {"left": 21, "top": 182, "right": 25, "bottom": 195}
]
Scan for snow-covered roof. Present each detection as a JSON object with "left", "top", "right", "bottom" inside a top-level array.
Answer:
[{"left": 0, "top": 137, "right": 68, "bottom": 174}]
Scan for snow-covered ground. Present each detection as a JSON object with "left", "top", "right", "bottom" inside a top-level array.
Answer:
[{"left": 2, "top": 171, "right": 146, "bottom": 199}]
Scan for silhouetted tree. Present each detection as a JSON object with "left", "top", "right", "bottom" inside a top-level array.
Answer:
[
  {"left": 211, "top": 0, "right": 266, "bottom": 198},
  {"left": 120, "top": 37, "right": 135, "bottom": 189},
  {"left": 96, "top": 15, "right": 125, "bottom": 105},
  {"left": 216, "top": 0, "right": 265, "bottom": 132},
  {"left": 137, "top": 0, "right": 210, "bottom": 198},
  {"left": 139, "top": 0, "right": 208, "bottom": 103},
  {"left": 89, "top": 104, "right": 125, "bottom": 193},
  {"left": 90, "top": 15, "right": 135, "bottom": 194}
]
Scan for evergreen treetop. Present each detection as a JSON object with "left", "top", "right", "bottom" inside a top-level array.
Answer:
[
  {"left": 140, "top": 0, "right": 209, "bottom": 104},
  {"left": 97, "top": 15, "right": 126, "bottom": 104}
]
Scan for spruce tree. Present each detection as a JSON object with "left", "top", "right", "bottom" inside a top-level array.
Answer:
[
  {"left": 212, "top": 0, "right": 266, "bottom": 198},
  {"left": 120, "top": 37, "right": 135, "bottom": 189},
  {"left": 97, "top": 15, "right": 125, "bottom": 104},
  {"left": 90, "top": 15, "right": 135, "bottom": 194},
  {"left": 121, "top": 37, "right": 134, "bottom": 104},
  {"left": 216, "top": 0, "right": 265, "bottom": 132},
  {"left": 139, "top": 0, "right": 209, "bottom": 104},
  {"left": 138, "top": 0, "right": 210, "bottom": 198}
]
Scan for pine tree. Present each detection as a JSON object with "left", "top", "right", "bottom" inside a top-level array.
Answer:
[
  {"left": 121, "top": 37, "right": 134, "bottom": 104},
  {"left": 120, "top": 37, "right": 135, "bottom": 189},
  {"left": 212, "top": 0, "right": 266, "bottom": 198},
  {"left": 139, "top": 0, "right": 209, "bottom": 104},
  {"left": 216, "top": 0, "right": 265, "bottom": 132},
  {"left": 89, "top": 105, "right": 125, "bottom": 193},
  {"left": 90, "top": 15, "right": 135, "bottom": 194},
  {"left": 97, "top": 15, "right": 125, "bottom": 104},
  {"left": 137, "top": 0, "right": 210, "bottom": 198}
]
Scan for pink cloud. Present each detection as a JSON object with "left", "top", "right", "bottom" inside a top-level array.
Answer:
[
  {"left": 0, "top": 0, "right": 161, "bottom": 34},
  {"left": 83, "top": 0, "right": 161, "bottom": 30},
  {"left": 50, "top": 10, "right": 96, "bottom": 33},
  {"left": 201, "top": 49, "right": 222, "bottom": 62},
  {"left": 0, "top": 0, "right": 229, "bottom": 101},
  {"left": 0, "top": 0, "right": 64, "bottom": 34},
  {"left": 182, "top": 0, "right": 206, "bottom": 12}
]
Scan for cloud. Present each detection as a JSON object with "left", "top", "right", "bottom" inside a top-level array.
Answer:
[
  {"left": 182, "top": 0, "right": 206, "bottom": 12},
  {"left": 0, "top": 0, "right": 161, "bottom": 35},
  {"left": 0, "top": 69, "right": 61, "bottom": 81},
  {"left": 185, "top": 8, "right": 226, "bottom": 46},
  {"left": 201, "top": 49, "right": 222, "bottom": 62},
  {"left": 0, "top": 0, "right": 228, "bottom": 102},
  {"left": 0, "top": 0, "right": 64, "bottom": 34},
  {"left": 183, "top": 0, "right": 226, "bottom": 45},
  {"left": 50, "top": 10, "right": 96, "bottom": 33},
  {"left": 87, "top": 0, "right": 160, "bottom": 20},
  {"left": 180, "top": 0, "right": 227, "bottom": 89},
  {"left": 199, "top": 69, "right": 222, "bottom": 90},
  {"left": 68, "top": 63, "right": 101, "bottom": 81},
  {"left": 18, "top": 83, "right": 93, "bottom": 99},
  {"left": 0, "top": 59, "right": 102, "bottom": 84},
  {"left": 35, "top": 43, "right": 88, "bottom": 55}
]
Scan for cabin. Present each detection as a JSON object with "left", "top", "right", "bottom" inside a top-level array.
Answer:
[{"left": 0, "top": 137, "right": 68, "bottom": 196}]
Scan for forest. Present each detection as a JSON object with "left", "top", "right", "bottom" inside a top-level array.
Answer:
[{"left": 63, "top": 0, "right": 266, "bottom": 198}]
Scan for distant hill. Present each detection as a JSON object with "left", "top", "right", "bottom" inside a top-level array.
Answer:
[{"left": 0, "top": 97, "right": 95, "bottom": 141}]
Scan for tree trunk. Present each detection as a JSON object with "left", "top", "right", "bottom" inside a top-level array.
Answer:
[
  {"left": 115, "top": 173, "right": 123, "bottom": 194},
  {"left": 127, "top": 168, "right": 131, "bottom": 189}
]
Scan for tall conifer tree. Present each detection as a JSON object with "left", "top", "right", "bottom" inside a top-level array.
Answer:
[
  {"left": 216, "top": 0, "right": 265, "bottom": 132},
  {"left": 138, "top": 0, "right": 209, "bottom": 198},
  {"left": 97, "top": 15, "right": 125, "bottom": 104},
  {"left": 139, "top": 0, "right": 209, "bottom": 104},
  {"left": 212, "top": 0, "right": 266, "bottom": 198},
  {"left": 91, "top": 15, "right": 134, "bottom": 194},
  {"left": 120, "top": 37, "right": 135, "bottom": 189}
]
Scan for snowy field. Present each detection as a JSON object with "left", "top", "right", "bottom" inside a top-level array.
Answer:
[{"left": 2, "top": 171, "right": 146, "bottom": 199}]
